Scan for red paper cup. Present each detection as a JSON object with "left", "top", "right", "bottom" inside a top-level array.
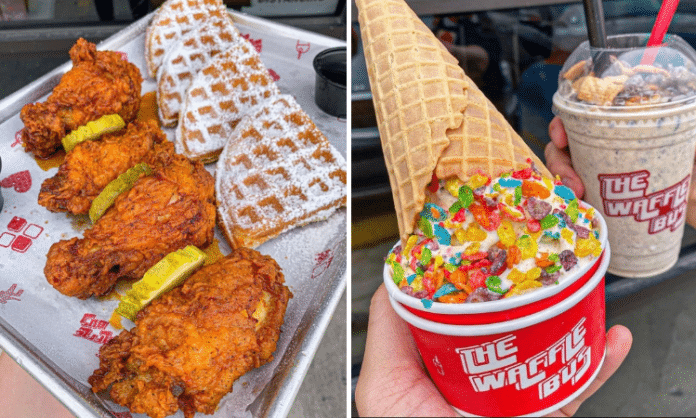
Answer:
[{"left": 384, "top": 208, "right": 610, "bottom": 417}]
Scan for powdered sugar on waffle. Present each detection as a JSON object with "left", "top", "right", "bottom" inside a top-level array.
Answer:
[
  {"left": 145, "top": 0, "right": 225, "bottom": 78},
  {"left": 156, "top": 12, "right": 254, "bottom": 126},
  {"left": 176, "top": 50, "right": 279, "bottom": 161},
  {"left": 215, "top": 95, "right": 347, "bottom": 249}
]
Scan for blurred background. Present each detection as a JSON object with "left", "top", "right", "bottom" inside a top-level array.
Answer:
[
  {"left": 0, "top": 0, "right": 347, "bottom": 98},
  {"left": 0, "top": 1, "right": 347, "bottom": 417},
  {"left": 352, "top": 0, "right": 696, "bottom": 416}
]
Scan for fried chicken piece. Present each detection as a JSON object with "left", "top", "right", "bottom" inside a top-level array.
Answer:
[
  {"left": 89, "top": 248, "right": 292, "bottom": 418},
  {"left": 20, "top": 38, "right": 143, "bottom": 158},
  {"left": 38, "top": 120, "right": 171, "bottom": 214},
  {"left": 44, "top": 151, "right": 216, "bottom": 299}
]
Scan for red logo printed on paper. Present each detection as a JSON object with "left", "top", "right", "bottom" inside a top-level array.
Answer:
[
  {"left": 1, "top": 217, "right": 43, "bottom": 253},
  {"left": 12, "top": 130, "right": 22, "bottom": 147},
  {"left": 296, "top": 41, "right": 310, "bottom": 60},
  {"left": 1, "top": 170, "right": 32, "bottom": 193},
  {"left": 268, "top": 69, "right": 280, "bottom": 81},
  {"left": 0, "top": 284, "right": 23, "bottom": 304},
  {"left": 456, "top": 318, "right": 590, "bottom": 399},
  {"left": 74, "top": 313, "right": 113, "bottom": 345},
  {"left": 311, "top": 249, "right": 334, "bottom": 279},
  {"left": 598, "top": 170, "right": 689, "bottom": 234},
  {"left": 110, "top": 412, "right": 133, "bottom": 418},
  {"left": 241, "top": 33, "right": 262, "bottom": 53}
]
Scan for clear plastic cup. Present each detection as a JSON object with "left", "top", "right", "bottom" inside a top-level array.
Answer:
[{"left": 553, "top": 33, "right": 696, "bottom": 277}]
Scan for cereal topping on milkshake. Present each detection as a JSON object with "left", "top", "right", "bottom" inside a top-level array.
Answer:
[
  {"left": 386, "top": 162, "right": 603, "bottom": 307},
  {"left": 558, "top": 53, "right": 696, "bottom": 106}
]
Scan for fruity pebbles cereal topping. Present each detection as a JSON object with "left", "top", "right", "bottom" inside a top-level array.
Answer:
[{"left": 386, "top": 163, "right": 603, "bottom": 308}]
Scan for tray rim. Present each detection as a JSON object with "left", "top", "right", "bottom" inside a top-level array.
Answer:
[{"left": 0, "top": 9, "right": 347, "bottom": 418}]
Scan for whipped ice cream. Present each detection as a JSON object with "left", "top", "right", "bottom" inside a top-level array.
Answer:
[{"left": 386, "top": 164, "right": 603, "bottom": 307}]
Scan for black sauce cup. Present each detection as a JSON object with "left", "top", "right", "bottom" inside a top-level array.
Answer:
[{"left": 313, "top": 47, "right": 346, "bottom": 118}]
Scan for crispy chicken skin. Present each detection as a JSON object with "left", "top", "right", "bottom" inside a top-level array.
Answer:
[
  {"left": 88, "top": 248, "right": 292, "bottom": 418},
  {"left": 20, "top": 38, "right": 142, "bottom": 158},
  {"left": 44, "top": 151, "right": 216, "bottom": 299},
  {"left": 38, "top": 120, "right": 170, "bottom": 214}
]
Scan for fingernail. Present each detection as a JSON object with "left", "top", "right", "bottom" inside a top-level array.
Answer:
[{"left": 549, "top": 122, "right": 558, "bottom": 138}]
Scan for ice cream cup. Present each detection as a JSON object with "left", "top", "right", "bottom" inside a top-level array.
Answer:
[
  {"left": 553, "top": 33, "right": 696, "bottom": 278},
  {"left": 383, "top": 205, "right": 609, "bottom": 417}
]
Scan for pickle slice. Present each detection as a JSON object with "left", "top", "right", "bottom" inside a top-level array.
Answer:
[
  {"left": 89, "top": 162, "right": 152, "bottom": 223},
  {"left": 62, "top": 114, "right": 126, "bottom": 152},
  {"left": 115, "top": 245, "right": 207, "bottom": 321},
  {"left": 252, "top": 291, "right": 272, "bottom": 331}
]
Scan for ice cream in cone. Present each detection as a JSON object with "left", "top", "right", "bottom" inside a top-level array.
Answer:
[{"left": 356, "top": 0, "right": 550, "bottom": 243}]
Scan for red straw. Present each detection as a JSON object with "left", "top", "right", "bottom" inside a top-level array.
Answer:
[{"left": 641, "top": 0, "right": 680, "bottom": 64}]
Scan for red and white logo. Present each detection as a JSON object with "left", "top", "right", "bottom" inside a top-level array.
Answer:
[
  {"left": 74, "top": 313, "right": 113, "bottom": 345},
  {"left": 456, "top": 318, "right": 590, "bottom": 400},
  {"left": 12, "top": 130, "right": 22, "bottom": 147},
  {"left": 598, "top": 170, "right": 689, "bottom": 234},
  {"left": 296, "top": 41, "right": 310, "bottom": 60},
  {"left": 0, "top": 284, "right": 23, "bottom": 304},
  {"left": 0, "top": 216, "right": 42, "bottom": 253},
  {"left": 241, "top": 33, "right": 262, "bottom": 53},
  {"left": 1, "top": 170, "right": 32, "bottom": 193}
]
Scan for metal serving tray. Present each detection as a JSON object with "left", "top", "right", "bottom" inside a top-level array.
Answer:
[{"left": 0, "top": 10, "right": 346, "bottom": 418}]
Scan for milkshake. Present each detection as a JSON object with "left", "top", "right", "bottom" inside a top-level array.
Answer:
[{"left": 553, "top": 33, "right": 696, "bottom": 277}]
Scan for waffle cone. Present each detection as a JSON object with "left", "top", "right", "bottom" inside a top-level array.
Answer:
[{"left": 357, "top": 0, "right": 550, "bottom": 244}]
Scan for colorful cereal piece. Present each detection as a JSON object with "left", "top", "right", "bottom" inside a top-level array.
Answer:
[
  {"left": 465, "top": 224, "right": 487, "bottom": 241},
  {"left": 499, "top": 203, "right": 526, "bottom": 222},
  {"left": 512, "top": 167, "right": 533, "bottom": 179},
  {"left": 497, "top": 220, "right": 517, "bottom": 247},
  {"left": 449, "top": 200, "right": 463, "bottom": 215},
  {"left": 433, "top": 283, "right": 458, "bottom": 299},
  {"left": 526, "top": 267, "right": 542, "bottom": 281},
  {"left": 433, "top": 224, "right": 452, "bottom": 245},
  {"left": 506, "top": 245, "right": 521, "bottom": 268},
  {"left": 514, "top": 186, "right": 523, "bottom": 206},
  {"left": 421, "top": 298, "right": 434, "bottom": 308},
  {"left": 438, "top": 291, "right": 467, "bottom": 303},
  {"left": 403, "top": 235, "right": 418, "bottom": 256},
  {"left": 445, "top": 177, "right": 463, "bottom": 197},
  {"left": 449, "top": 269, "right": 468, "bottom": 290},
  {"left": 540, "top": 213, "right": 559, "bottom": 229},
  {"left": 464, "top": 242, "right": 481, "bottom": 256},
  {"left": 390, "top": 260, "right": 404, "bottom": 284},
  {"left": 427, "top": 173, "right": 439, "bottom": 193},
  {"left": 468, "top": 269, "right": 487, "bottom": 289},
  {"left": 526, "top": 218, "right": 541, "bottom": 233},
  {"left": 469, "top": 203, "right": 501, "bottom": 231},
  {"left": 420, "top": 247, "right": 432, "bottom": 265},
  {"left": 546, "top": 264, "right": 562, "bottom": 274},
  {"left": 453, "top": 208, "right": 467, "bottom": 223},
  {"left": 575, "top": 236, "right": 599, "bottom": 257},
  {"left": 467, "top": 172, "right": 490, "bottom": 190},
  {"left": 508, "top": 268, "right": 525, "bottom": 284},
  {"left": 422, "top": 203, "right": 448, "bottom": 222},
  {"left": 498, "top": 177, "right": 522, "bottom": 188},
  {"left": 485, "top": 275, "right": 505, "bottom": 294},
  {"left": 505, "top": 280, "right": 542, "bottom": 297},
  {"left": 418, "top": 217, "right": 434, "bottom": 238},
  {"left": 459, "top": 185, "right": 474, "bottom": 208},
  {"left": 522, "top": 180, "right": 551, "bottom": 198},
  {"left": 517, "top": 235, "right": 538, "bottom": 259},
  {"left": 554, "top": 184, "right": 576, "bottom": 200},
  {"left": 565, "top": 198, "right": 580, "bottom": 222}
]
